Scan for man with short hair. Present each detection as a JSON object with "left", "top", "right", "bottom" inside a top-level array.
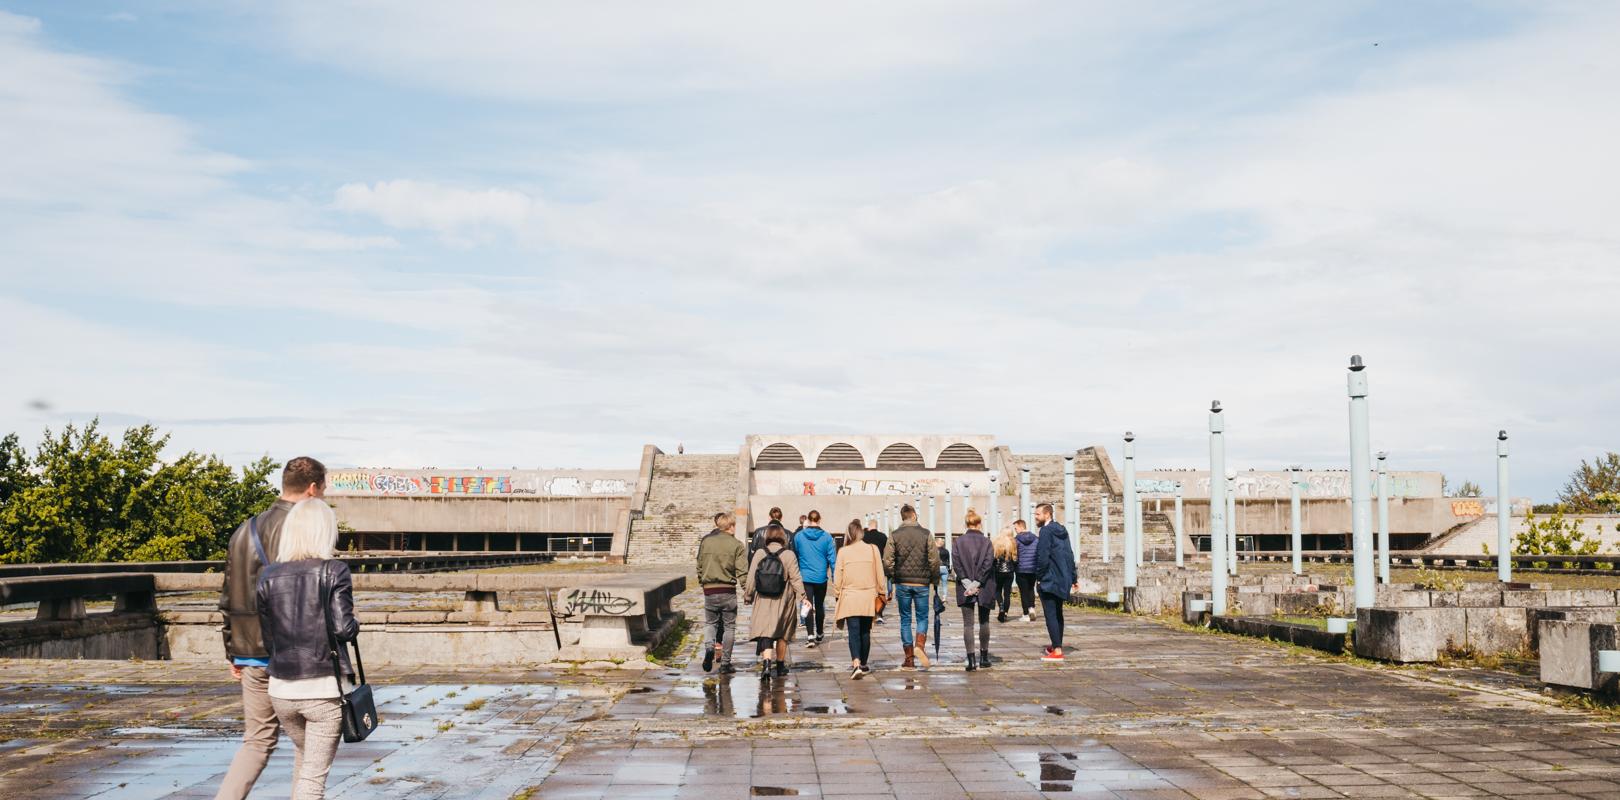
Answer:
[
  {"left": 1032, "top": 502, "right": 1077, "bottom": 662},
  {"left": 215, "top": 456, "right": 326, "bottom": 800},
  {"left": 751, "top": 506, "right": 786, "bottom": 561},
  {"left": 882, "top": 504, "right": 940, "bottom": 669},
  {"left": 697, "top": 511, "right": 749, "bottom": 673},
  {"left": 795, "top": 514, "right": 808, "bottom": 533}
]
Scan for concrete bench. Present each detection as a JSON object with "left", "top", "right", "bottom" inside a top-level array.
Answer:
[{"left": 0, "top": 573, "right": 157, "bottom": 620}]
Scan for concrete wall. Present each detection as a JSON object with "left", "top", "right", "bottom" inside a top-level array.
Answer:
[
  {"left": 1134, "top": 469, "right": 1442, "bottom": 499},
  {"left": 751, "top": 494, "right": 1018, "bottom": 533},
  {"left": 746, "top": 434, "right": 995, "bottom": 470},
  {"left": 336, "top": 495, "right": 627, "bottom": 534},
  {"left": 326, "top": 468, "right": 636, "bottom": 498},
  {"left": 1173, "top": 496, "right": 1465, "bottom": 536}
]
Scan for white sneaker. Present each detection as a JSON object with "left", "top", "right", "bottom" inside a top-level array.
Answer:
[{"left": 1020, "top": 614, "right": 1030, "bottom": 622}]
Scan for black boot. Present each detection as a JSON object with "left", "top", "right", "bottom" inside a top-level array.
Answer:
[
  {"left": 965, "top": 653, "right": 977, "bottom": 672},
  {"left": 979, "top": 649, "right": 992, "bottom": 669}
]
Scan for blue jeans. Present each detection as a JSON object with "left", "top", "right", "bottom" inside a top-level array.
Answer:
[{"left": 895, "top": 584, "right": 930, "bottom": 642}]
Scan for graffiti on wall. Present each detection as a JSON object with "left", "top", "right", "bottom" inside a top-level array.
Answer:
[
  {"left": 1451, "top": 500, "right": 1485, "bottom": 517},
  {"left": 1134, "top": 472, "right": 1426, "bottom": 499},
  {"left": 820, "top": 478, "right": 970, "bottom": 496},
  {"left": 327, "top": 471, "right": 632, "bottom": 497}
]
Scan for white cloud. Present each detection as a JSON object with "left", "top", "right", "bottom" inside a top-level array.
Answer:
[{"left": 333, "top": 180, "right": 536, "bottom": 240}]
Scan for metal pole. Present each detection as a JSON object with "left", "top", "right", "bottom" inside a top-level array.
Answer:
[
  {"left": 1063, "top": 454, "right": 1076, "bottom": 538},
  {"left": 1123, "top": 433, "right": 1137, "bottom": 589},
  {"left": 1348, "top": 355, "right": 1375, "bottom": 611},
  {"left": 1376, "top": 451, "right": 1390, "bottom": 584},
  {"left": 944, "top": 486, "right": 953, "bottom": 553},
  {"left": 1290, "top": 469, "right": 1303, "bottom": 575},
  {"left": 928, "top": 495, "right": 937, "bottom": 534},
  {"left": 1226, "top": 471, "right": 1238, "bottom": 575},
  {"left": 1497, "top": 430, "right": 1511, "bottom": 582},
  {"left": 1174, "top": 482, "right": 1185, "bottom": 567},
  {"left": 1019, "top": 465, "right": 1031, "bottom": 528},
  {"left": 1101, "top": 495, "right": 1111, "bottom": 561},
  {"left": 989, "top": 473, "right": 1000, "bottom": 534},
  {"left": 1209, "top": 401, "right": 1228, "bottom": 615}
]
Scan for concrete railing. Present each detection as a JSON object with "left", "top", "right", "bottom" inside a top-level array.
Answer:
[
  {"left": 0, "top": 551, "right": 554, "bottom": 579},
  {"left": 1244, "top": 551, "right": 1620, "bottom": 574},
  {"left": 0, "top": 573, "right": 166, "bottom": 659}
]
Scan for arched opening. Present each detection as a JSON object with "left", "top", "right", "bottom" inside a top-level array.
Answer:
[
  {"left": 876, "top": 443, "right": 926, "bottom": 469},
  {"left": 754, "top": 443, "right": 806, "bottom": 470},
  {"left": 814, "top": 443, "right": 866, "bottom": 469},
  {"left": 935, "top": 443, "right": 986, "bottom": 470}
]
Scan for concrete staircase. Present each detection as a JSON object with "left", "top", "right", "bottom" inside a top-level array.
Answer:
[
  {"left": 626, "top": 454, "right": 740, "bottom": 565},
  {"left": 1012, "top": 448, "right": 1184, "bottom": 559}
]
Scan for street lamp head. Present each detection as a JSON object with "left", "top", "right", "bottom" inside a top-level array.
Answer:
[
  {"left": 1350, "top": 355, "right": 1365, "bottom": 371},
  {"left": 1020, "top": 464, "right": 1030, "bottom": 474},
  {"left": 1124, "top": 431, "right": 1135, "bottom": 442},
  {"left": 1210, "top": 400, "right": 1222, "bottom": 413},
  {"left": 1377, "top": 450, "right": 1388, "bottom": 460},
  {"left": 1498, "top": 430, "right": 1508, "bottom": 441},
  {"left": 1225, "top": 469, "right": 1237, "bottom": 480}
]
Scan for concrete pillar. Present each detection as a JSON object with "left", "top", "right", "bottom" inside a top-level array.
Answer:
[
  {"left": 1377, "top": 451, "right": 1390, "bottom": 584},
  {"left": 943, "top": 486, "right": 953, "bottom": 547},
  {"left": 1063, "top": 454, "right": 1076, "bottom": 538},
  {"left": 1123, "top": 432, "right": 1137, "bottom": 589},
  {"left": 1497, "top": 430, "right": 1511, "bottom": 582},
  {"left": 928, "top": 495, "right": 937, "bottom": 533},
  {"left": 1290, "top": 469, "right": 1304, "bottom": 575},
  {"left": 1347, "top": 355, "right": 1375, "bottom": 611},
  {"left": 1019, "top": 465, "right": 1032, "bottom": 529},
  {"left": 1174, "top": 483, "right": 1185, "bottom": 567},
  {"left": 1209, "top": 401, "right": 1228, "bottom": 615},
  {"left": 989, "top": 472, "right": 1000, "bottom": 534}
]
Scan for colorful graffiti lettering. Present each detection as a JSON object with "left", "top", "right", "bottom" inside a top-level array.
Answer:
[
  {"left": 1451, "top": 500, "right": 1485, "bottom": 517},
  {"left": 328, "top": 471, "right": 632, "bottom": 497}
]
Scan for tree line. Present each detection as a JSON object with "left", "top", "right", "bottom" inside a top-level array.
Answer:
[{"left": 0, "top": 421, "right": 278, "bottom": 564}]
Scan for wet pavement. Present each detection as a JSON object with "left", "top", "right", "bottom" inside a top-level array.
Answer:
[{"left": 4, "top": 591, "right": 1620, "bottom": 798}]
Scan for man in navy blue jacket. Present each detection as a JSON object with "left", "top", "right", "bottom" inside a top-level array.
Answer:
[{"left": 1032, "top": 502, "right": 1077, "bottom": 661}]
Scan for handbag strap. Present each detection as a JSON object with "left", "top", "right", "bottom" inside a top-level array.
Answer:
[
  {"left": 248, "top": 516, "right": 270, "bottom": 566},
  {"left": 319, "top": 560, "right": 366, "bottom": 688}
]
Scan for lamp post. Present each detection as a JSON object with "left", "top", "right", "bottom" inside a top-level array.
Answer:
[
  {"left": 1063, "top": 454, "right": 1076, "bottom": 539},
  {"left": 944, "top": 486, "right": 953, "bottom": 554},
  {"left": 1124, "top": 433, "right": 1137, "bottom": 589},
  {"left": 1226, "top": 471, "right": 1238, "bottom": 575},
  {"left": 928, "top": 495, "right": 937, "bottom": 534},
  {"left": 1290, "top": 468, "right": 1304, "bottom": 576},
  {"left": 1019, "top": 465, "right": 1032, "bottom": 529},
  {"left": 1174, "top": 482, "right": 1185, "bottom": 567},
  {"left": 989, "top": 471, "right": 1000, "bottom": 536},
  {"left": 1376, "top": 451, "right": 1390, "bottom": 584},
  {"left": 1497, "top": 430, "right": 1511, "bottom": 583},
  {"left": 1348, "top": 355, "right": 1375, "bottom": 611},
  {"left": 1209, "top": 401, "right": 1228, "bottom": 615}
]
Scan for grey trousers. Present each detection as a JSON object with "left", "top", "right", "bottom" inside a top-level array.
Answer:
[
  {"left": 704, "top": 592, "right": 739, "bottom": 664},
  {"left": 962, "top": 604, "right": 991, "bottom": 653},
  {"left": 270, "top": 697, "right": 344, "bottom": 800},
  {"left": 215, "top": 667, "right": 279, "bottom": 800}
]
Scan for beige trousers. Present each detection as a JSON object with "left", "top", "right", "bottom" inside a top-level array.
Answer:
[
  {"left": 271, "top": 696, "right": 345, "bottom": 800},
  {"left": 215, "top": 667, "right": 280, "bottom": 800}
]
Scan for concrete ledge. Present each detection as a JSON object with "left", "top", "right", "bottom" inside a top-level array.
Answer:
[
  {"left": 1212, "top": 615, "right": 1348, "bottom": 654},
  {"left": 1540, "top": 620, "right": 1620, "bottom": 695},
  {"left": 1528, "top": 608, "right": 1620, "bottom": 652},
  {"left": 1354, "top": 606, "right": 1529, "bottom": 663}
]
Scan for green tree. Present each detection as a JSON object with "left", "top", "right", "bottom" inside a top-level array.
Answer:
[
  {"left": 1455, "top": 479, "right": 1482, "bottom": 498},
  {"left": 0, "top": 420, "right": 278, "bottom": 563},
  {"left": 1513, "top": 507, "right": 1603, "bottom": 569},
  {"left": 1559, "top": 452, "right": 1620, "bottom": 512}
]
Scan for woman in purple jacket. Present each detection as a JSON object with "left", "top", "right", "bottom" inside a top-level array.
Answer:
[
  {"left": 952, "top": 509, "right": 997, "bottom": 671},
  {"left": 1014, "top": 520, "right": 1040, "bottom": 621}
]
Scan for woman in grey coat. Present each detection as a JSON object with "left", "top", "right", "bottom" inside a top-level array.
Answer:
[{"left": 951, "top": 508, "right": 997, "bottom": 671}]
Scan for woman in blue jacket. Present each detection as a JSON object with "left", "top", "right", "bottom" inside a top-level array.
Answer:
[
  {"left": 792, "top": 510, "right": 837, "bottom": 646},
  {"left": 1013, "top": 520, "right": 1039, "bottom": 621}
]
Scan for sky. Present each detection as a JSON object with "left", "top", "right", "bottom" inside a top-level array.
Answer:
[{"left": 1, "top": 1, "right": 1616, "bottom": 500}]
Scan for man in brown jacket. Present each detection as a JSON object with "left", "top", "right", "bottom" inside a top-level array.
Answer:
[{"left": 214, "top": 456, "right": 326, "bottom": 800}]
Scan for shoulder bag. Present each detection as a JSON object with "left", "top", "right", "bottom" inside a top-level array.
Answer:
[{"left": 321, "top": 561, "right": 379, "bottom": 743}]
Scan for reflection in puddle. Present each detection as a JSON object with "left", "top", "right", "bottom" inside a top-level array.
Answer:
[
  {"left": 751, "top": 788, "right": 800, "bottom": 796},
  {"left": 626, "top": 686, "right": 653, "bottom": 694},
  {"left": 801, "top": 701, "right": 851, "bottom": 715},
  {"left": 1038, "top": 752, "right": 1079, "bottom": 792}
]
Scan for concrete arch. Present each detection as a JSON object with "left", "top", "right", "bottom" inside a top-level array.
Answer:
[
  {"left": 814, "top": 442, "right": 866, "bottom": 469},
  {"left": 935, "top": 443, "right": 986, "bottom": 470},
  {"left": 754, "top": 443, "right": 806, "bottom": 470},
  {"left": 875, "top": 443, "right": 926, "bottom": 469}
]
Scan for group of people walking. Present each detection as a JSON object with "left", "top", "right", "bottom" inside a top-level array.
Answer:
[{"left": 696, "top": 501, "right": 1080, "bottom": 679}]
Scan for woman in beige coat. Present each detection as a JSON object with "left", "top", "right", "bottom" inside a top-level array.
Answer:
[
  {"left": 745, "top": 525, "right": 805, "bottom": 678},
  {"left": 832, "top": 519, "right": 884, "bottom": 678}
]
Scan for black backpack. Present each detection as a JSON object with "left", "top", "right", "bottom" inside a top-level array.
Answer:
[{"left": 755, "top": 548, "right": 787, "bottom": 598}]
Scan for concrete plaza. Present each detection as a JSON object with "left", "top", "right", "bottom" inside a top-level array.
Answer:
[{"left": 4, "top": 589, "right": 1620, "bottom": 799}]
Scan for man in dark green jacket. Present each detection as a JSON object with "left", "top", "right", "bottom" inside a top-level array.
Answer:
[
  {"left": 697, "top": 511, "right": 749, "bottom": 673},
  {"left": 882, "top": 505, "right": 940, "bottom": 669}
]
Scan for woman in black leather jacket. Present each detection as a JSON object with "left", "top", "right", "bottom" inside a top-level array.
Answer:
[{"left": 255, "top": 498, "right": 358, "bottom": 800}]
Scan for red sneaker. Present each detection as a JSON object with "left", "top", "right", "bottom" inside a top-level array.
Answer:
[{"left": 1042, "top": 648, "right": 1065, "bottom": 662}]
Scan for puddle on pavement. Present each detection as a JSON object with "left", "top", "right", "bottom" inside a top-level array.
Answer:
[
  {"left": 1038, "top": 752, "right": 1079, "bottom": 792},
  {"left": 112, "top": 726, "right": 212, "bottom": 737},
  {"left": 626, "top": 686, "right": 653, "bottom": 694},
  {"left": 752, "top": 788, "right": 800, "bottom": 796}
]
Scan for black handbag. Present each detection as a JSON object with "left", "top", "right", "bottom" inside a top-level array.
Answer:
[{"left": 321, "top": 561, "right": 379, "bottom": 743}]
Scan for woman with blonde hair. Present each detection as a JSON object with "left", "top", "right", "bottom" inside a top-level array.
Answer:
[
  {"left": 256, "top": 498, "right": 360, "bottom": 800},
  {"left": 992, "top": 527, "right": 1018, "bottom": 623},
  {"left": 952, "top": 509, "right": 997, "bottom": 671},
  {"left": 832, "top": 519, "right": 884, "bottom": 678}
]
